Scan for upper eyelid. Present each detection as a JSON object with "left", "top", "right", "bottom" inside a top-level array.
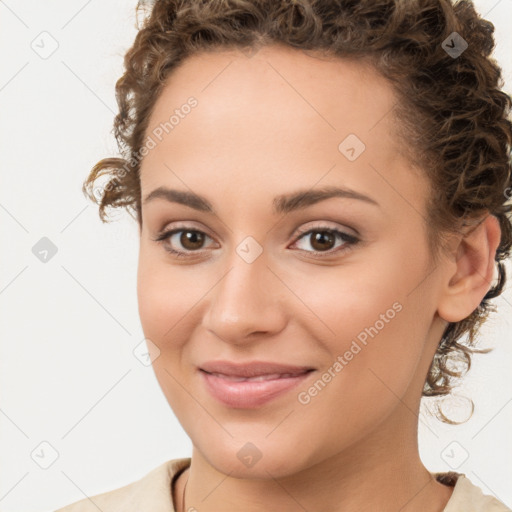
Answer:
[
  {"left": 158, "top": 220, "right": 354, "bottom": 237},
  {"left": 293, "top": 221, "right": 357, "bottom": 238},
  {"left": 161, "top": 222, "right": 217, "bottom": 243}
]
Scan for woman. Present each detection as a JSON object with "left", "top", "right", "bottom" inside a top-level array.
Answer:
[{"left": 56, "top": 0, "right": 512, "bottom": 510}]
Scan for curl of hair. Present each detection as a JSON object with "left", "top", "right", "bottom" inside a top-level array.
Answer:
[{"left": 83, "top": 0, "right": 512, "bottom": 423}]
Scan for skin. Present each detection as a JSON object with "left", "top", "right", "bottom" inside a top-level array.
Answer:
[{"left": 136, "top": 44, "right": 501, "bottom": 512}]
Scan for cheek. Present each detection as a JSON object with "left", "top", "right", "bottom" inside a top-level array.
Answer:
[
  {"left": 290, "top": 242, "right": 433, "bottom": 397},
  {"left": 302, "top": 283, "right": 423, "bottom": 392},
  {"left": 284, "top": 251, "right": 412, "bottom": 348},
  {"left": 136, "top": 247, "right": 209, "bottom": 402},
  {"left": 291, "top": 287, "right": 429, "bottom": 451},
  {"left": 136, "top": 253, "right": 195, "bottom": 415},
  {"left": 136, "top": 247, "right": 200, "bottom": 341}
]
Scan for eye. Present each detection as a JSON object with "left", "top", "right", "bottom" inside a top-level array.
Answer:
[
  {"left": 152, "top": 226, "right": 215, "bottom": 258},
  {"left": 152, "top": 223, "right": 360, "bottom": 259},
  {"left": 290, "top": 225, "right": 359, "bottom": 258}
]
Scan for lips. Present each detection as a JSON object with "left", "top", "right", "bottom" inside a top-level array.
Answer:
[
  {"left": 199, "top": 360, "right": 315, "bottom": 378},
  {"left": 199, "top": 360, "right": 315, "bottom": 408},
  {"left": 205, "top": 372, "right": 304, "bottom": 382}
]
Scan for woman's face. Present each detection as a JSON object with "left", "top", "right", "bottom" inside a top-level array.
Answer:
[{"left": 137, "top": 45, "right": 450, "bottom": 477}]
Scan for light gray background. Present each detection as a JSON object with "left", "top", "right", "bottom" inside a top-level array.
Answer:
[{"left": 0, "top": 1, "right": 511, "bottom": 510}]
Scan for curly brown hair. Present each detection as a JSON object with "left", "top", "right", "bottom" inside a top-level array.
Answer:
[{"left": 84, "top": 0, "right": 512, "bottom": 423}]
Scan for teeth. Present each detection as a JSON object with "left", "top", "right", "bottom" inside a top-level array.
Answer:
[{"left": 209, "top": 372, "right": 304, "bottom": 381}]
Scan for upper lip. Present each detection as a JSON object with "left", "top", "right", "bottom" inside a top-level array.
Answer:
[{"left": 199, "top": 360, "right": 315, "bottom": 378}]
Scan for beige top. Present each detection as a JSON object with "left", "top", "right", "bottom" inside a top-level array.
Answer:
[{"left": 54, "top": 458, "right": 511, "bottom": 512}]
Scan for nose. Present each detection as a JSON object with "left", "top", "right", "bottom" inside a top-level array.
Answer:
[{"left": 201, "top": 249, "right": 287, "bottom": 346}]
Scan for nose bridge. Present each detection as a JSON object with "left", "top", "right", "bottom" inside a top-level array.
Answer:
[{"left": 202, "top": 244, "right": 285, "bottom": 342}]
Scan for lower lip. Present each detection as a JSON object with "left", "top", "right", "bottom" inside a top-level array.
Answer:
[{"left": 200, "top": 370, "right": 314, "bottom": 408}]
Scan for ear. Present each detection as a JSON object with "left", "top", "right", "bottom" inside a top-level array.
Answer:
[{"left": 437, "top": 214, "right": 501, "bottom": 323}]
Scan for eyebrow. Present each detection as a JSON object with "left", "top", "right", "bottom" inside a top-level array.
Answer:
[{"left": 142, "top": 185, "right": 380, "bottom": 215}]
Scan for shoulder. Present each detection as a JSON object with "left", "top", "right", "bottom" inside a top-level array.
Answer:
[
  {"left": 434, "top": 472, "right": 512, "bottom": 512},
  {"left": 54, "top": 457, "right": 191, "bottom": 512}
]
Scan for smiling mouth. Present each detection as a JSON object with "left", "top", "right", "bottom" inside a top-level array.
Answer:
[
  {"left": 199, "top": 368, "right": 316, "bottom": 408},
  {"left": 202, "top": 370, "right": 314, "bottom": 382}
]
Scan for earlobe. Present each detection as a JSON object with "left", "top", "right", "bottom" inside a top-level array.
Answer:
[{"left": 437, "top": 214, "right": 501, "bottom": 323}]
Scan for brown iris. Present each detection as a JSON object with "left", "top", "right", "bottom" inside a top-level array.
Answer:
[
  {"left": 180, "top": 230, "right": 205, "bottom": 250},
  {"left": 309, "top": 231, "right": 336, "bottom": 251}
]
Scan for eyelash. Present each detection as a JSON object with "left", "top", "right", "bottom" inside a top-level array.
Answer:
[{"left": 152, "top": 224, "right": 360, "bottom": 260}]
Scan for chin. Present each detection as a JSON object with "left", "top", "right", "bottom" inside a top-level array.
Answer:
[{"left": 194, "top": 435, "right": 316, "bottom": 480}]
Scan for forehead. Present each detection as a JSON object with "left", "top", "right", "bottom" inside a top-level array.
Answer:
[
  {"left": 139, "top": 44, "right": 428, "bottom": 214},
  {"left": 145, "top": 44, "right": 395, "bottom": 140}
]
